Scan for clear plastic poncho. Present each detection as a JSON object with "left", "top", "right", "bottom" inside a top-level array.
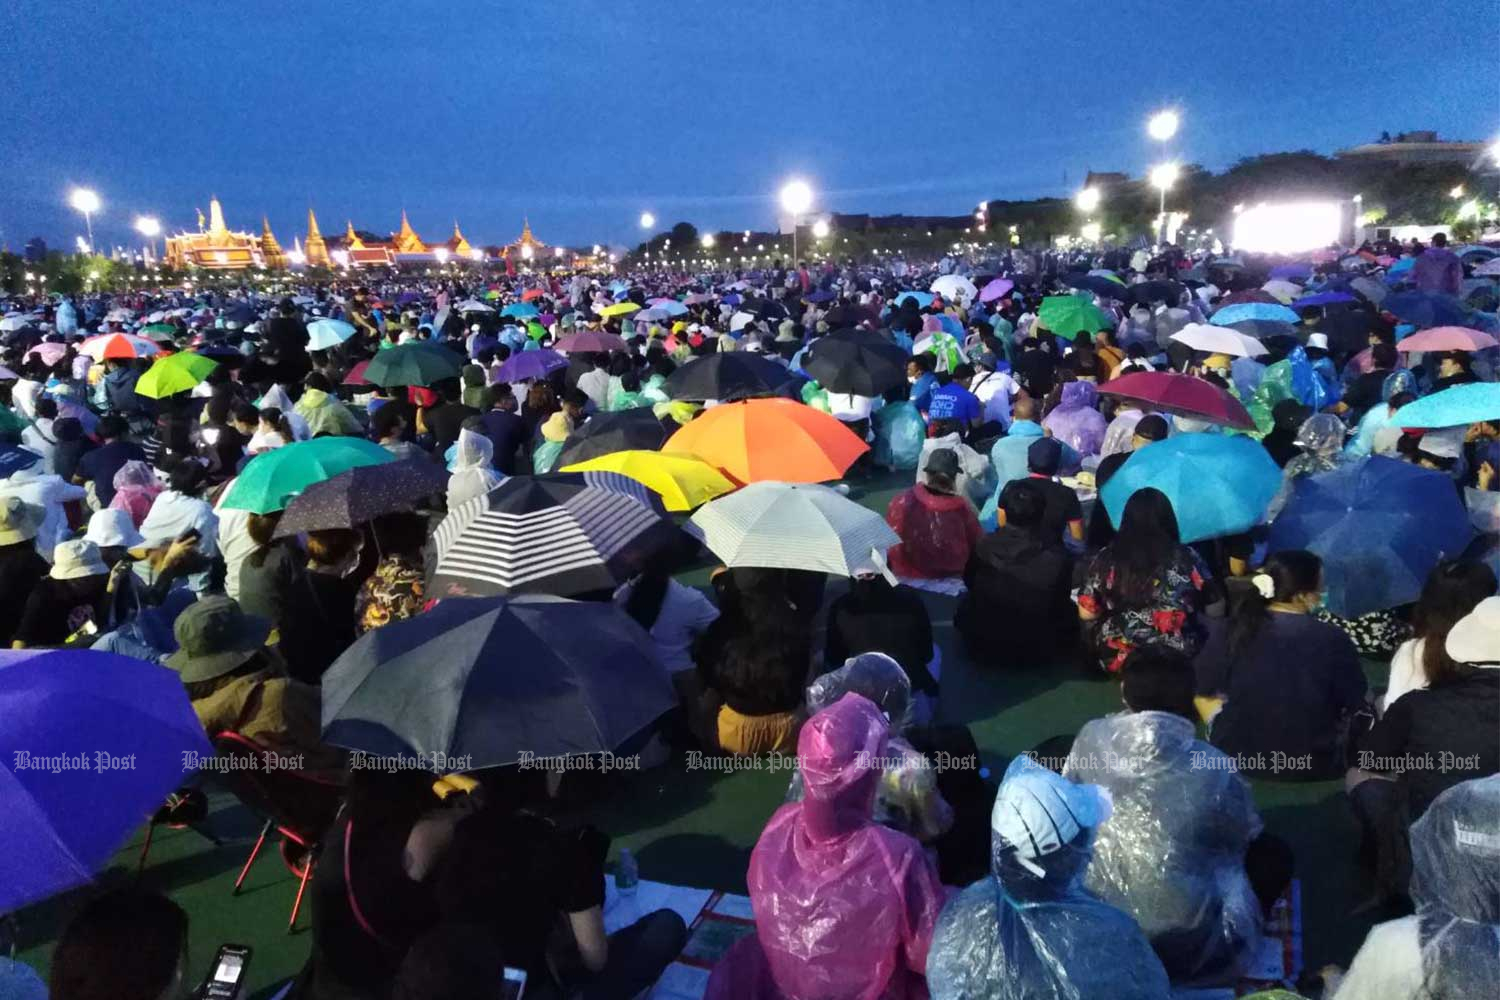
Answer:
[
  {"left": 1064, "top": 712, "right": 1263, "bottom": 986},
  {"left": 1411, "top": 775, "right": 1500, "bottom": 998},
  {"left": 1246, "top": 347, "right": 1340, "bottom": 438},
  {"left": 447, "top": 428, "right": 501, "bottom": 509},
  {"left": 1042, "top": 382, "right": 1107, "bottom": 457},
  {"left": 926, "top": 755, "right": 1172, "bottom": 1000},
  {"left": 706, "top": 692, "right": 948, "bottom": 1000},
  {"left": 873, "top": 401, "right": 927, "bottom": 470}
]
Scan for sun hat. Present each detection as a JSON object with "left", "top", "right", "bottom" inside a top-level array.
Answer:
[
  {"left": 991, "top": 755, "right": 1112, "bottom": 876},
  {"left": 0, "top": 496, "right": 43, "bottom": 545},
  {"left": 165, "top": 596, "right": 273, "bottom": 683},
  {"left": 1446, "top": 596, "right": 1500, "bottom": 667},
  {"left": 83, "top": 508, "right": 145, "bottom": 549},
  {"left": 49, "top": 539, "right": 109, "bottom": 581},
  {"left": 1306, "top": 332, "right": 1330, "bottom": 351}
]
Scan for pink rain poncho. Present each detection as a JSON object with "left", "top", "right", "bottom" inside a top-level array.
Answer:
[
  {"left": 108, "top": 460, "right": 163, "bottom": 528},
  {"left": 705, "top": 693, "right": 947, "bottom": 1000},
  {"left": 1042, "top": 381, "right": 1107, "bottom": 457}
]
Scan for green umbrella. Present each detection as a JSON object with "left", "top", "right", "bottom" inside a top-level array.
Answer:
[
  {"left": 221, "top": 437, "right": 396, "bottom": 514},
  {"left": 526, "top": 320, "right": 548, "bottom": 341},
  {"left": 1037, "top": 295, "right": 1112, "bottom": 340},
  {"left": 140, "top": 323, "right": 176, "bottom": 337},
  {"left": 134, "top": 352, "right": 218, "bottom": 399},
  {"left": 362, "top": 342, "right": 464, "bottom": 387}
]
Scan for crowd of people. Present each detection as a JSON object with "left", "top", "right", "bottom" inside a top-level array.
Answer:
[{"left": 2, "top": 228, "right": 1497, "bottom": 1000}]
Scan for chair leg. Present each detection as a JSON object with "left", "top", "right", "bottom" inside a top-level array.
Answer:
[
  {"left": 234, "top": 819, "right": 274, "bottom": 894},
  {"left": 288, "top": 847, "right": 316, "bottom": 933},
  {"left": 136, "top": 822, "right": 157, "bottom": 877}
]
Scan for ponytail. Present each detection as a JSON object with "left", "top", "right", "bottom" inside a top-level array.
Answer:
[{"left": 1228, "top": 550, "right": 1323, "bottom": 661}]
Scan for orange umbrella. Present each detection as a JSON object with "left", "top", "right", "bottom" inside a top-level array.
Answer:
[
  {"left": 662, "top": 398, "right": 868, "bottom": 484},
  {"left": 521, "top": 288, "right": 546, "bottom": 302}
]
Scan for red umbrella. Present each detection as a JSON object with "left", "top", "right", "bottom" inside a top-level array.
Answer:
[
  {"left": 341, "top": 359, "right": 372, "bottom": 386},
  {"left": 1098, "top": 371, "right": 1254, "bottom": 430},
  {"left": 521, "top": 288, "right": 546, "bottom": 302},
  {"left": 555, "top": 331, "right": 628, "bottom": 353}
]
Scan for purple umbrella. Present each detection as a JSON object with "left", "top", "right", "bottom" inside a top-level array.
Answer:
[
  {"left": 1292, "top": 291, "right": 1357, "bottom": 309},
  {"left": 722, "top": 293, "right": 742, "bottom": 306},
  {"left": 0, "top": 650, "right": 211, "bottom": 912},
  {"left": 55, "top": 399, "right": 99, "bottom": 435},
  {"left": 495, "top": 348, "right": 568, "bottom": 383},
  {"left": 555, "top": 331, "right": 628, "bottom": 354},
  {"left": 1270, "top": 263, "right": 1313, "bottom": 281},
  {"left": 979, "top": 278, "right": 1015, "bottom": 302},
  {"left": 396, "top": 291, "right": 421, "bottom": 305},
  {"left": 805, "top": 289, "right": 836, "bottom": 304}
]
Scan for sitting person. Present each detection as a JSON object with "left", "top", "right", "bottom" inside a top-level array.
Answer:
[
  {"left": 48, "top": 888, "right": 188, "bottom": 1000},
  {"left": 705, "top": 693, "right": 946, "bottom": 1000},
  {"left": 1066, "top": 647, "right": 1268, "bottom": 986},
  {"left": 823, "top": 571, "right": 939, "bottom": 724},
  {"left": 694, "top": 584, "right": 813, "bottom": 755},
  {"left": 12, "top": 539, "right": 112, "bottom": 648},
  {"left": 1331, "top": 775, "right": 1499, "bottom": 1000},
  {"left": 1194, "top": 550, "right": 1367, "bottom": 780},
  {"left": 885, "top": 448, "right": 982, "bottom": 579},
  {"left": 925, "top": 755, "right": 1171, "bottom": 1000},
  {"left": 1383, "top": 559, "right": 1496, "bottom": 707},
  {"left": 956, "top": 478, "right": 1076, "bottom": 668}
]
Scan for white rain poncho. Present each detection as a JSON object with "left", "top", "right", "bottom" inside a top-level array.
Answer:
[
  {"left": 1064, "top": 711, "right": 1263, "bottom": 986},
  {"left": 926, "top": 755, "right": 1171, "bottom": 1000},
  {"left": 446, "top": 428, "right": 501, "bottom": 510}
]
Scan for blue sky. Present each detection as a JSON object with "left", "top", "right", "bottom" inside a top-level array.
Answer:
[{"left": 1, "top": 0, "right": 1494, "bottom": 250}]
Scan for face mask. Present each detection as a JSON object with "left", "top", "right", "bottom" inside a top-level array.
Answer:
[{"left": 908, "top": 375, "right": 919, "bottom": 384}]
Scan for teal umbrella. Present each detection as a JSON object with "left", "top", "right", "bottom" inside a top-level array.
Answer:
[
  {"left": 1102, "top": 433, "right": 1281, "bottom": 543},
  {"left": 363, "top": 342, "right": 464, "bottom": 387},
  {"left": 501, "top": 302, "right": 540, "bottom": 320},
  {"left": 221, "top": 437, "right": 396, "bottom": 514},
  {"left": 1393, "top": 383, "right": 1500, "bottom": 429},
  {"left": 1037, "top": 295, "right": 1111, "bottom": 339}
]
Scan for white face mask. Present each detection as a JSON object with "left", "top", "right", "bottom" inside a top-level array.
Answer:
[{"left": 908, "top": 375, "right": 919, "bottom": 384}]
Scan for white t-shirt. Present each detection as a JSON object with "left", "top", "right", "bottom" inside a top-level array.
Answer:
[
  {"left": 826, "top": 392, "right": 875, "bottom": 423},
  {"left": 613, "top": 578, "right": 720, "bottom": 674},
  {"left": 969, "top": 369, "right": 1018, "bottom": 427},
  {"left": 1384, "top": 639, "right": 1428, "bottom": 709}
]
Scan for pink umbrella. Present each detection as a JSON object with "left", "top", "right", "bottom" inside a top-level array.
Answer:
[
  {"left": 1395, "top": 326, "right": 1499, "bottom": 353},
  {"left": 341, "top": 359, "right": 372, "bottom": 386},
  {"left": 979, "top": 278, "right": 1014, "bottom": 303},
  {"left": 555, "top": 331, "right": 628, "bottom": 353},
  {"left": 1098, "top": 370, "right": 1255, "bottom": 430},
  {"left": 24, "top": 342, "right": 67, "bottom": 366}
]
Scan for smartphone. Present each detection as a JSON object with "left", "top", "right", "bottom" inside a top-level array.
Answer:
[
  {"left": 198, "top": 943, "right": 251, "bottom": 999},
  {"left": 500, "top": 966, "right": 527, "bottom": 1000}
]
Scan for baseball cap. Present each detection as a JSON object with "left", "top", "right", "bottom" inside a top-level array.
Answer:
[
  {"left": 1027, "top": 437, "right": 1063, "bottom": 476},
  {"left": 924, "top": 448, "right": 961, "bottom": 480}
]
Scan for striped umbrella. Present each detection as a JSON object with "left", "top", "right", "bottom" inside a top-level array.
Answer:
[
  {"left": 77, "top": 332, "right": 159, "bottom": 361},
  {"left": 430, "top": 472, "right": 678, "bottom": 598},
  {"left": 687, "top": 481, "right": 899, "bottom": 577}
]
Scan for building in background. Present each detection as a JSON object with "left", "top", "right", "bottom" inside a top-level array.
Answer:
[{"left": 1337, "top": 131, "right": 1486, "bottom": 166}]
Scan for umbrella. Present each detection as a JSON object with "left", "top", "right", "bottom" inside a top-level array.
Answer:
[
  {"left": 1218, "top": 290, "right": 1280, "bottom": 307},
  {"left": 979, "top": 278, "right": 1014, "bottom": 303},
  {"left": 555, "top": 331, "right": 628, "bottom": 353},
  {"left": 521, "top": 288, "right": 547, "bottom": 302},
  {"left": 1169, "top": 323, "right": 1268, "bottom": 358},
  {"left": 1349, "top": 276, "right": 1388, "bottom": 305},
  {"left": 1098, "top": 370, "right": 1254, "bottom": 429},
  {"left": 560, "top": 451, "right": 735, "bottom": 512},
  {"left": 1387, "top": 257, "right": 1416, "bottom": 279},
  {"left": 1313, "top": 310, "right": 1377, "bottom": 355},
  {"left": 687, "top": 481, "right": 899, "bottom": 577},
  {"left": 0, "top": 365, "right": 15, "bottom": 380},
  {"left": 363, "top": 342, "right": 464, "bottom": 387},
  {"left": 803, "top": 329, "right": 909, "bottom": 395},
  {"left": 665, "top": 353, "right": 793, "bottom": 401},
  {"left": 1101, "top": 434, "right": 1280, "bottom": 544},
  {"left": 494, "top": 348, "right": 567, "bottom": 383},
  {"left": 804, "top": 289, "right": 837, "bottom": 304},
  {"left": 320, "top": 596, "right": 675, "bottom": 769},
  {"left": 140, "top": 322, "right": 177, "bottom": 338},
  {"left": 1475, "top": 258, "right": 1500, "bottom": 277},
  {"left": 134, "top": 351, "right": 218, "bottom": 398},
  {"left": 500, "top": 302, "right": 539, "bottom": 320},
  {"left": 0, "top": 444, "right": 42, "bottom": 479},
  {"left": 0, "top": 316, "right": 31, "bottom": 333},
  {"left": 341, "top": 359, "right": 372, "bottom": 386},
  {"left": 0, "top": 649, "right": 210, "bottom": 913},
  {"left": 1036, "top": 295, "right": 1112, "bottom": 339},
  {"left": 930, "top": 274, "right": 979, "bottom": 303},
  {"left": 1260, "top": 280, "right": 1303, "bottom": 304},
  {"left": 557, "top": 408, "right": 669, "bottom": 467},
  {"left": 597, "top": 301, "right": 641, "bottom": 318},
  {"left": 457, "top": 300, "right": 495, "bottom": 313},
  {"left": 1391, "top": 383, "right": 1500, "bottom": 429},
  {"left": 306, "top": 318, "right": 356, "bottom": 351},
  {"left": 662, "top": 397, "right": 868, "bottom": 483},
  {"left": 1226, "top": 319, "right": 1299, "bottom": 341},
  {"left": 1128, "top": 280, "right": 1187, "bottom": 306},
  {"left": 656, "top": 300, "right": 689, "bottom": 317},
  {"left": 273, "top": 458, "right": 449, "bottom": 539},
  {"left": 430, "top": 472, "right": 676, "bottom": 598},
  {"left": 1211, "top": 302, "right": 1300, "bottom": 326},
  {"left": 1063, "top": 273, "right": 1130, "bottom": 301},
  {"left": 221, "top": 437, "right": 396, "bottom": 514},
  {"left": 1384, "top": 291, "right": 1470, "bottom": 329},
  {"left": 1291, "top": 291, "right": 1356, "bottom": 309},
  {"left": 1395, "top": 326, "right": 1498, "bottom": 353},
  {"left": 23, "top": 342, "right": 67, "bottom": 366},
  {"left": 892, "top": 291, "right": 934, "bottom": 309},
  {"left": 77, "top": 333, "right": 158, "bottom": 361},
  {"left": 1269, "top": 263, "right": 1313, "bottom": 281},
  {"left": 1268, "top": 457, "right": 1473, "bottom": 617}
]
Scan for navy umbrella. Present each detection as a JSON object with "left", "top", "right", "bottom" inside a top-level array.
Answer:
[
  {"left": 556, "top": 407, "right": 668, "bottom": 467},
  {"left": 321, "top": 596, "right": 675, "bottom": 769},
  {"left": 803, "top": 329, "right": 909, "bottom": 395},
  {"left": 430, "top": 471, "right": 677, "bottom": 598},
  {"left": 1383, "top": 291, "right": 1470, "bottom": 330},
  {"left": 665, "top": 353, "right": 795, "bottom": 401},
  {"left": 0, "top": 444, "right": 41, "bottom": 479},
  {"left": 273, "top": 457, "right": 449, "bottom": 539},
  {"left": 1127, "top": 280, "right": 1187, "bottom": 306},
  {"left": 1063, "top": 273, "right": 1131, "bottom": 301},
  {"left": 1269, "top": 457, "right": 1473, "bottom": 617}
]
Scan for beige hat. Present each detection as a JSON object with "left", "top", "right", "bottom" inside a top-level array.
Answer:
[
  {"left": 50, "top": 539, "right": 109, "bottom": 581},
  {"left": 0, "top": 496, "right": 43, "bottom": 546},
  {"left": 1446, "top": 596, "right": 1500, "bottom": 666}
]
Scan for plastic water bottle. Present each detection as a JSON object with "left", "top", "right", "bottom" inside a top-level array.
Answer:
[{"left": 616, "top": 848, "right": 639, "bottom": 897}]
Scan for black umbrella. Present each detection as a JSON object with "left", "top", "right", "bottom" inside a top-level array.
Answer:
[
  {"left": 556, "top": 408, "right": 667, "bottom": 467},
  {"left": 1226, "top": 319, "right": 1299, "bottom": 341},
  {"left": 430, "top": 471, "right": 677, "bottom": 598},
  {"left": 803, "top": 329, "right": 909, "bottom": 395},
  {"left": 1063, "top": 273, "right": 1131, "bottom": 301},
  {"left": 273, "top": 458, "right": 448, "bottom": 539},
  {"left": 320, "top": 596, "right": 676, "bottom": 769},
  {"left": 665, "top": 353, "right": 796, "bottom": 401},
  {"left": 1128, "top": 280, "right": 1187, "bottom": 306}
]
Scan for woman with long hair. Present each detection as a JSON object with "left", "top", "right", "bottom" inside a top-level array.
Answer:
[
  {"left": 1194, "top": 550, "right": 1367, "bottom": 780},
  {"left": 1384, "top": 559, "right": 1497, "bottom": 708},
  {"left": 1077, "top": 487, "right": 1209, "bottom": 673}
]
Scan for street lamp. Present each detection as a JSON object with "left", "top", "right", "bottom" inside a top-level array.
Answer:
[
  {"left": 779, "top": 179, "right": 814, "bottom": 262},
  {"left": 639, "top": 211, "right": 656, "bottom": 230},
  {"left": 1147, "top": 109, "right": 1180, "bottom": 142},
  {"left": 700, "top": 233, "right": 715, "bottom": 249},
  {"left": 1150, "top": 163, "right": 1180, "bottom": 244},
  {"left": 134, "top": 215, "right": 161, "bottom": 259},
  {"left": 1074, "top": 186, "right": 1101, "bottom": 214},
  {"left": 811, "top": 218, "right": 830, "bottom": 240},
  {"left": 70, "top": 187, "right": 101, "bottom": 251},
  {"left": 1450, "top": 185, "right": 1466, "bottom": 198}
]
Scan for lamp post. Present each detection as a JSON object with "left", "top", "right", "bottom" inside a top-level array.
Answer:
[
  {"left": 639, "top": 211, "right": 656, "bottom": 231},
  {"left": 1146, "top": 109, "right": 1181, "bottom": 245},
  {"left": 1150, "top": 163, "right": 1180, "bottom": 245},
  {"left": 134, "top": 216, "right": 161, "bottom": 260},
  {"left": 1146, "top": 109, "right": 1180, "bottom": 142},
  {"left": 779, "top": 179, "right": 813, "bottom": 264},
  {"left": 1074, "top": 187, "right": 1101, "bottom": 243},
  {"left": 70, "top": 188, "right": 101, "bottom": 252}
]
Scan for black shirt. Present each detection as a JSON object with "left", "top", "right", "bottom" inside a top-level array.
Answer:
[
  {"left": 76, "top": 440, "right": 147, "bottom": 506},
  {"left": 1009, "top": 475, "right": 1082, "bottom": 544},
  {"left": 476, "top": 410, "right": 528, "bottom": 475},
  {"left": 15, "top": 575, "right": 111, "bottom": 647},
  {"left": 1343, "top": 368, "right": 1392, "bottom": 421},
  {"left": 824, "top": 579, "right": 937, "bottom": 693},
  {"left": 424, "top": 402, "right": 479, "bottom": 455},
  {"left": 1360, "top": 671, "right": 1499, "bottom": 820},
  {"left": 956, "top": 526, "right": 1075, "bottom": 666},
  {"left": 0, "top": 542, "right": 48, "bottom": 646}
]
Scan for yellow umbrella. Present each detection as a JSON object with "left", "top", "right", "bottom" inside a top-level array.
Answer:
[
  {"left": 560, "top": 451, "right": 735, "bottom": 512},
  {"left": 598, "top": 301, "right": 641, "bottom": 318}
]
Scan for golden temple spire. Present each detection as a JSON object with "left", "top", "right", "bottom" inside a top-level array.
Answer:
[
  {"left": 393, "top": 209, "right": 426, "bottom": 253},
  {"left": 208, "top": 196, "right": 228, "bottom": 238},
  {"left": 305, "top": 208, "right": 330, "bottom": 267},
  {"left": 344, "top": 220, "right": 365, "bottom": 250},
  {"left": 450, "top": 220, "right": 471, "bottom": 256},
  {"left": 260, "top": 216, "right": 287, "bottom": 269}
]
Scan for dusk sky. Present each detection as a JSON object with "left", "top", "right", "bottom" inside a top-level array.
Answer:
[{"left": 1, "top": 1, "right": 1494, "bottom": 251}]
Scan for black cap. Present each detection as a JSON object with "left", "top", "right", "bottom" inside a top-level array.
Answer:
[
  {"left": 1027, "top": 437, "right": 1062, "bottom": 475},
  {"left": 925, "top": 447, "right": 961, "bottom": 479}
]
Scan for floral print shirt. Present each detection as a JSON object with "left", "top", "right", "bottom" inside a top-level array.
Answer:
[{"left": 1078, "top": 545, "right": 1209, "bottom": 673}]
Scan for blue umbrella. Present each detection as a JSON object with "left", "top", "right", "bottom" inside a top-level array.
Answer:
[
  {"left": 894, "top": 291, "right": 935, "bottom": 309},
  {"left": 1384, "top": 291, "right": 1470, "bottom": 329},
  {"left": 494, "top": 347, "right": 567, "bottom": 383},
  {"left": 1211, "top": 302, "right": 1301, "bottom": 326},
  {"left": 1292, "top": 291, "right": 1356, "bottom": 309},
  {"left": 1270, "top": 263, "right": 1313, "bottom": 281},
  {"left": 501, "top": 302, "right": 540, "bottom": 320},
  {"left": 657, "top": 300, "right": 689, "bottom": 317},
  {"left": 307, "top": 317, "right": 355, "bottom": 350},
  {"left": 0, "top": 444, "right": 41, "bottom": 479},
  {"left": 804, "top": 289, "right": 836, "bottom": 304},
  {"left": 1391, "top": 383, "right": 1500, "bottom": 429},
  {"left": 1387, "top": 257, "right": 1416, "bottom": 278},
  {"left": 0, "top": 650, "right": 210, "bottom": 912},
  {"left": 1101, "top": 433, "right": 1281, "bottom": 544},
  {"left": 721, "top": 293, "right": 742, "bottom": 306},
  {"left": 1268, "top": 457, "right": 1473, "bottom": 617}
]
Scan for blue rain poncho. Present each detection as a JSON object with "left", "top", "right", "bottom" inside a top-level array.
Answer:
[
  {"left": 926, "top": 756, "right": 1172, "bottom": 1000},
  {"left": 872, "top": 401, "right": 926, "bottom": 471}
]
